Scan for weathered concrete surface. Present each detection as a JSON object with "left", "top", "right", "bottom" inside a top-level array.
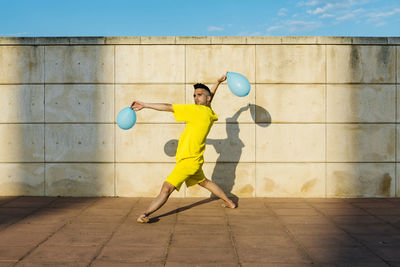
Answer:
[
  {"left": 327, "top": 163, "right": 396, "bottom": 197},
  {"left": 327, "top": 45, "right": 396, "bottom": 83},
  {"left": 327, "top": 85, "right": 396, "bottom": 123},
  {"left": 0, "top": 85, "right": 44, "bottom": 123},
  {"left": 256, "top": 45, "right": 325, "bottom": 83},
  {"left": 256, "top": 163, "right": 326, "bottom": 197},
  {"left": 115, "top": 45, "right": 185, "bottom": 83},
  {"left": 0, "top": 125, "right": 44, "bottom": 162},
  {"left": 256, "top": 84, "right": 325, "bottom": 123},
  {"left": 45, "top": 164, "right": 115, "bottom": 197},
  {"left": 186, "top": 45, "right": 255, "bottom": 83},
  {"left": 45, "top": 46, "right": 114, "bottom": 83},
  {"left": 45, "top": 84, "right": 114, "bottom": 123},
  {"left": 0, "top": 36, "right": 398, "bottom": 197},
  {"left": 256, "top": 124, "right": 325, "bottom": 162},
  {"left": 0, "top": 46, "right": 44, "bottom": 83},
  {"left": 0, "top": 197, "right": 399, "bottom": 266},
  {"left": 45, "top": 125, "right": 114, "bottom": 162},
  {"left": 0, "top": 164, "right": 44, "bottom": 196},
  {"left": 327, "top": 124, "right": 395, "bottom": 162}
]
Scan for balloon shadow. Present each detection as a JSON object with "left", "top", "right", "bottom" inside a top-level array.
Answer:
[{"left": 249, "top": 104, "right": 271, "bottom": 127}]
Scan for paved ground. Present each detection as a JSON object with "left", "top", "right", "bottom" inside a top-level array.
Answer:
[{"left": 0, "top": 197, "right": 400, "bottom": 266}]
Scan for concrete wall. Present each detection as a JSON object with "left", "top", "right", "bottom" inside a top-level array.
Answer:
[{"left": 0, "top": 36, "right": 399, "bottom": 198}]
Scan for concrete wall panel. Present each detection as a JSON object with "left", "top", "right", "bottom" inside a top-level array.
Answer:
[
  {"left": 256, "top": 124, "right": 325, "bottom": 162},
  {"left": 0, "top": 125, "right": 44, "bottom": 162},
  {"left": 45, "top": 124, "right": 114, "bottom": 162},
  {"left": 327, "top": 45, "right": 396, "bottom": 83},
  {"left": 397, "top": 85, "right": 400, "bottom": 123},
  {"left": 45, "top": 163, "right": 114, "bottom": 196},
  {"left": 0, "top": 164, "right": 44, "bottom": 196},
  {"left": 327, "top": 124, "right": 395, "bottom": 162},
  {"left": 327, "top": 85, "right": 396, "bottom": 123},
  {"left": 45, "top": 46, "right": 114, "bottom": 83},
  {"left": 256, "top": 163, "right": 326, "bottom": 197},
  {"left": 398, "top": 48, "right": 400, "bottom": 82},
  {"left": 256, "top": 45, "right": 325, "bottom": 83},
  {"left": 0, "top": 85, "right": 44, "bottom": 123},
  {"left": 0, "top": 46, "right": 44, "bottom": 83},
  {"left": 115, "top": 45, "right": 185, "bottom": 83},
  {"left": 256, "top": 84, "right": 325, "bottom": 123},
  {"left": 45, "top": 84, "right": 114, "bottom": 123},
  {"left": 186, "top": 45, "right": 255, "bottom": 83},
  {"left": 397, "top": 163, "right": 400, "bottom": 197},
  {"left": 327, "top": 163, "right": 395, "bottom": 197},
  {"left": 116, "top": 124, "right": 184, "bottom": 162}
]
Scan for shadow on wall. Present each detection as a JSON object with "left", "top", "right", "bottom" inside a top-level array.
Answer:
[
  {"left": 0, "top": 42, "right": 45, "bottom": 197},
  {"left": 164, "top": 104, "right": 271, "bottom": 198},
  {"left": 0, "top": 39, "right": 115, "bottom": 197},
  {"left": 43, "top": 43, "right": 114, "bottom": 197},
  {"left": 329, "top": 45, "right": 396, "bottom": 198}
]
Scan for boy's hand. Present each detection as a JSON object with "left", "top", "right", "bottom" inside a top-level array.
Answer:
[
  {"left": 218, "top": 72, "right": 227, "bottom": 83},
  {"left": 131, "top": 101, "right": 145, "bottom": 111}
]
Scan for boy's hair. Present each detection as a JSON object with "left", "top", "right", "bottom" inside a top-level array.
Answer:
[{"left": 193, "top": 83, "right": 211, "bottom": 96}]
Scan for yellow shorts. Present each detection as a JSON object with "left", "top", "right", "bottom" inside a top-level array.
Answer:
[{"left": 165, "top": 160, "right": 206, "bottom": 191}]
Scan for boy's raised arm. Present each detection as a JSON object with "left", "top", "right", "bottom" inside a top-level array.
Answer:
[{"left": 210, "top": 72, "right": 227, "bottom": 101}]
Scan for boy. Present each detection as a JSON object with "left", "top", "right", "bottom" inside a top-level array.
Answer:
[{"left": 132, "top": 72, "right": 236, "bottom": 223}]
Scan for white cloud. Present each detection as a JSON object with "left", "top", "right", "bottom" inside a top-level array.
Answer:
[
  {"left": 207, "top": 26, "right": 224, "bottom": 32},
  {"left": 336, "top": 13, "right": 355, "bottom": 21},
  {"left": 306, "top": 0, "right": 320, "bottom": 6},
  {"left": 365, "top": 7, "right": 400, "bottom": 26},
  {"left": 366, "top": 8, "right": 400, "bottom": 18},
  {"left": 286, "top": 20, "right": 322, "bottom": 32},
  {"left": 306, "top": 0, "right": 372, "bottom": 18},
  {"left": 375, "top": 21, "right": 387, "bottom": 27},
  {"left": 278, "top": 8, "right": 288, "bottom": 16},
  {"left": 298, "top": 0, "right": 320, "bottom": 7},
  {"left": 267, "top": 25, "right": 284, "bottom": 32},
  {"left": 336, "top": 8, "right": 365, "bottom": 21},
  {"left": 271, "top": 0, "right": 397, "bottom": 34},
  {"left": 267, "top": 20, "right": 322, "bottom": 33},
  {"left": 307, "top": 3, "right": 335, "bottom": 15},
  {"left": 319, "top": 13, "right": 334, "bottom": 19}
]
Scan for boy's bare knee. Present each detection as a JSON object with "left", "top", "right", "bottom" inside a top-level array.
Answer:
[
  {"left": 161, "top": 182, "right": 175, "bottom": 195},
  {"left": 199, "top": 179, "right": 210, "bottom": 187}
]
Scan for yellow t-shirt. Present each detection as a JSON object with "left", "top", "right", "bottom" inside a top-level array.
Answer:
[{"left": 172, "top": 104, "right": 218, "bottom": 163}]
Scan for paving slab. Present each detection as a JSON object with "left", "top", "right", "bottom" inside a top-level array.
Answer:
[{"left": 0, "top": 197, "right": 399, "bottom": 266}]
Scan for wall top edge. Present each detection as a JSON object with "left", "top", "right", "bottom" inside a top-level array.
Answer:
[{"left": 0, "top": 36, "right": 399, "bottom": 45}]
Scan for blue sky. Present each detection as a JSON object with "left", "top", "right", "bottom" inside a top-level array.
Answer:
[{"left": 1, "top": 0, "right": 399, "bottom": 37}]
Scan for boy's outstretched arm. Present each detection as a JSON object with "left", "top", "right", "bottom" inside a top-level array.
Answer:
[
  {"left": 131, "top": 101, "right": 173, "bottom": 112},
  {"left": 210, "top": 72, "right": 227, "bottom": 101}
]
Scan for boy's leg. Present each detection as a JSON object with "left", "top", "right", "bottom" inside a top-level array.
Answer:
[
  {"left": 137, "top": 181, "right": 176, "bottom": 223},
  {"left": 198, "top": 179, "right": 236, "bottom": 208}
]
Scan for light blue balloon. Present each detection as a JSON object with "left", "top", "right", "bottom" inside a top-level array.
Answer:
[
  {"left": 227, "top": 72, "right": 251, "bottom": 97},
  {"left": 117, "top": 107, "right": 137, "bottom": 130}
]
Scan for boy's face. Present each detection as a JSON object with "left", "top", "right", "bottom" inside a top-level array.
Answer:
[{"left": 193, "top": 88, "right": 211, "bottom": 106}]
